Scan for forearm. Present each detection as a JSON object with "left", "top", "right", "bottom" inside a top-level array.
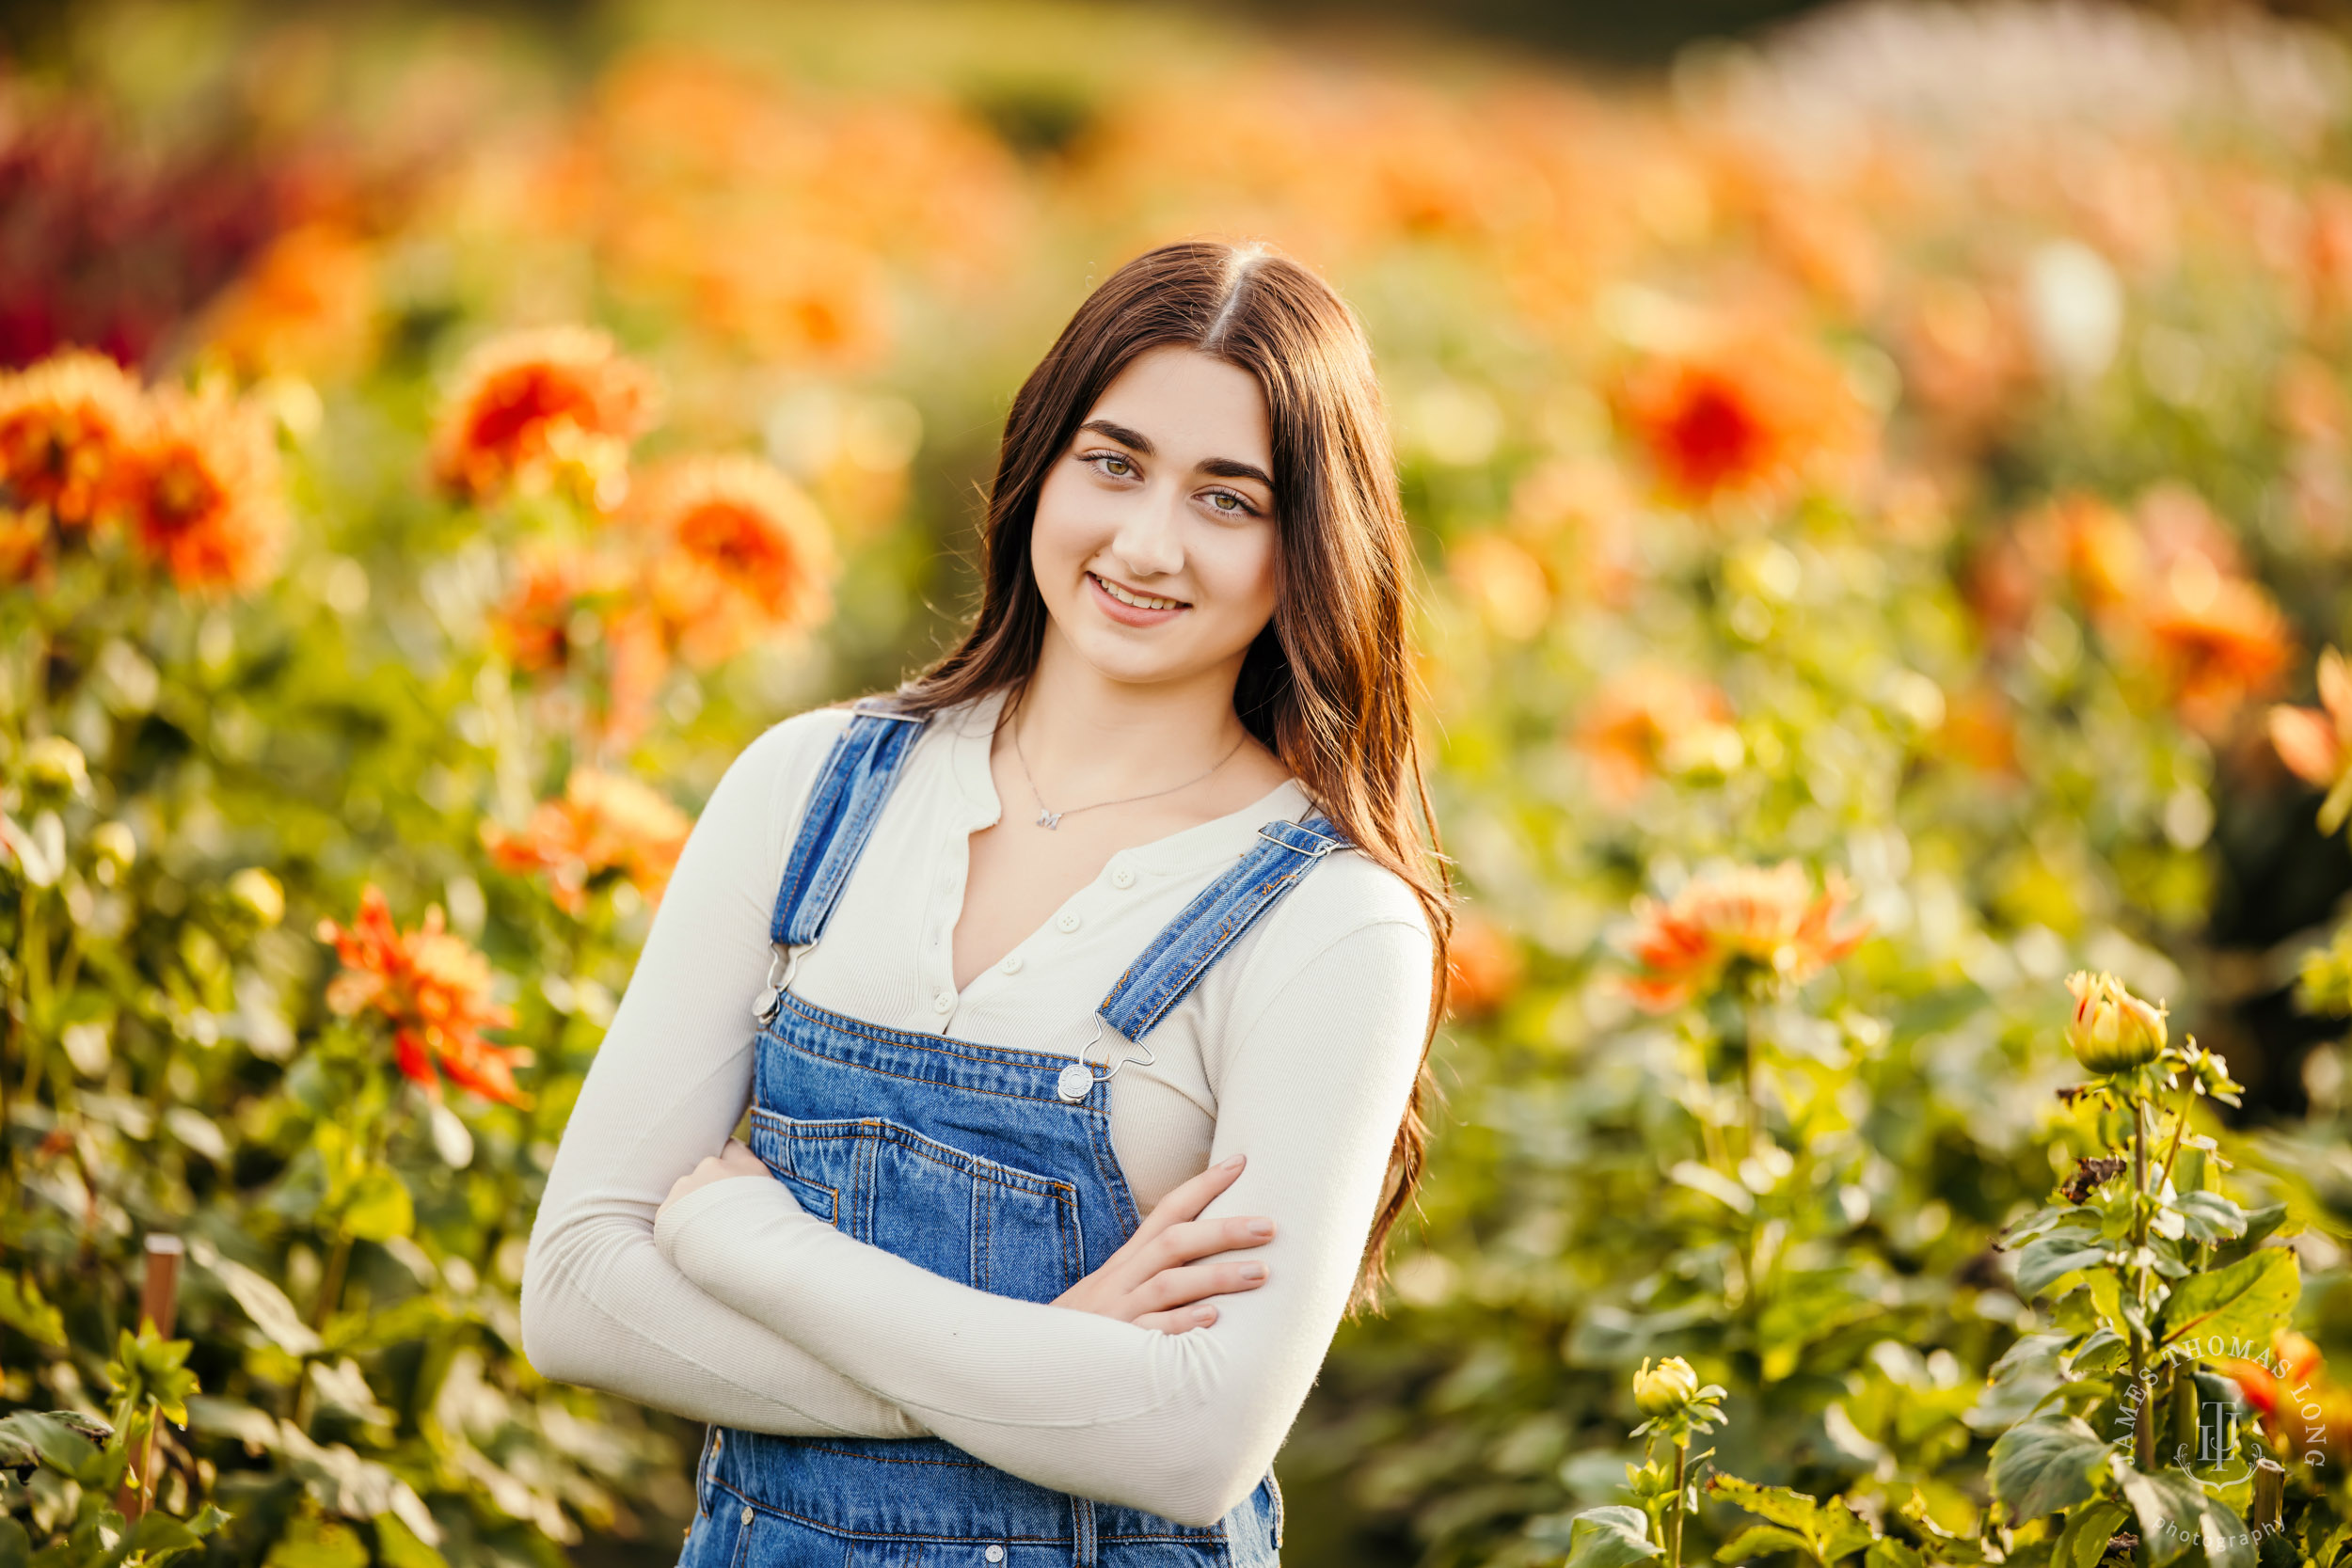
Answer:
[
  {"left": 523, "top": 1178, "right": 932, "bottom": 1438},
  {"left": 655, "top": 1177, "right": 1251, "bottom": 1522},
  {"left": 654, "top": 915, "right": 1433, "bottom": 1527},
  {"left": 521, "top": 710, "right": 929, "bottom": 1438}
]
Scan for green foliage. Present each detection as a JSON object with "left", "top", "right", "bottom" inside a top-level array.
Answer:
[
  {"left": 1564, "top": 1506, "right": 1666, "bottom": 1568},
  {"left": 7, "top": 5, "right": 2352, "bottom": 1567}
]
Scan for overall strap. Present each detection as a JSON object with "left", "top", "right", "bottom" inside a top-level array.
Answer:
[
  {"left": 769, "top": 702, "right": 929, "bottom": 948},
  {"left": 1096, "top": 813, "right": 1353, "bottom": 1046}
]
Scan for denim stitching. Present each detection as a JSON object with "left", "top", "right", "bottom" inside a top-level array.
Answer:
[
  {"left": 771, "top": 713, "right": 927, "bottom": 946},
  {"left": 705, "top": 1476, "right": 1221, "bottom": 1544},
  {"left": 752, "top": 1110, "right": 1081, "bottom": 1205},
  {"left": 771, "top": 992, "right": 1082, "bottom": 1083}
]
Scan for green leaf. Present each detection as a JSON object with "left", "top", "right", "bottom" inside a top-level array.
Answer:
[
  {"left": 374, "top": 1510, "right": 451, "bottom": 1568},
  {"left": 265, "top": 1513, "right": 370, "bottom": 1568},
  {"left": 2113, "top": 1463, "right": 2253, "bottom": 1568},
  {"left": 1669, "top": 1160, "right": 1755, "bottom": 1215},
  {"left": 2211, "top": 1205, "right": 2292, "bottom": 1271},
  {"left": 128, "top": 1510, "right": 206, "bottom": 1564},
  {"left": 340, "top": 1165, "right": 414, "bottom": 1243},
  {"left": 1563, "top": 1505, "right": 1665, "bottom": 1568},
  {"left": 2171, "top": 1191, "right": 2247, "bottom": 1243},
  {"left": 1708, "top": 1474, "right": 1877, "bottom": 1563},
  {"left": 1968, "top": 1334, "right": 2074, "bottom": 1434},
  {"left": 1720, "top": 1525, "right": 1817, "bottom": 1561},
  {"left": 1990, "top": 1417, "right": 2109, "bottom": 1522},
  {"left": 0, "top": 1273, "right": 65, "bottom": 1348},
  {"left": 2016, "top": 1238, "right": 2111, "bottom": 1299},
  {"left": 1865, "top": 1541, "right": 1926, "bottom": 1568},
  {"left": 2053, "top": 1499, "right": 2131, "bottom": 1568},
  {"left": 2157, "top": 1247, "right": 2299, "bottom": 1354},
  {"left": 196, "top": 1246, "right": 326, "bottom": 1357},
  {"left": 2072, "top": 1328, "right": 2128, "bottom": 1375},
  {"left": 0, "top": 1411, "right": 106, "bottom": 1482}
]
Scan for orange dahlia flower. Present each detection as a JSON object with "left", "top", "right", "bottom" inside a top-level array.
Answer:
[
  {"left": 637, "top": 454, "right": 836, "bottom": 668},
  {"left": 482, "top": 768, "right": 691, "bottom": 914},
  {"left": 201, "top": 222, "right": 376, "bottom": 378},
  {"left": 316, "top": 885, "right": 528, "bottom": 1106},
  {"left": 489, "top": 545, "right": 635, "bottom": 675},
  {"left": 1624, "top": 862, "right": 1869, "bottom": 1011},
  {"left": 2140, "top": 566, "right": 2294, "bottom": 737},
  {"left": 430, "top": 325, "right": 658, "bottom": 503},
  {"left": 489, "top": 544, "right": 672, "bottom": 748},
  {"left": 124, "top": 386, "right": 288, "bottom": 592},
  {"left": 2220, "top": 1331, "right": 2352, "bottom": 1465},
  {"left": 2271, "top": 645, "right": 2352, "bottom": 832},
  {"left": 1443, "top": 912, "right": 1524, "bottom": 1021},
  {"left": 1575, "top": 666, "right": 1740, "bottom": 805},
  {"left": 1613, "top": 325, "right": 1872, "bottom": 507},
  {"left": 0, "top": 350, "right": 148, "bottom": 531}
]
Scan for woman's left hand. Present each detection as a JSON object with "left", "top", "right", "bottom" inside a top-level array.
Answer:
[{"left": 661, "top": 1137, "right": 769, "bottom": 1215}]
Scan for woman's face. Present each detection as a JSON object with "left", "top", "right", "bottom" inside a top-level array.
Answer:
[{"left": 1030, "top": 345, "right": 1279, "bottom": 690}]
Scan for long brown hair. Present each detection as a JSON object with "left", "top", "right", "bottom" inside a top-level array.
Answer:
[{"left": 883, "top": 238, "right": 1454, "bottom": 1316}]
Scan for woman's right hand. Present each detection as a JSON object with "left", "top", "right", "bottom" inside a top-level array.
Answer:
[{"left": 1051, "top": 1153, "right": 1274, "bottom": 1334}]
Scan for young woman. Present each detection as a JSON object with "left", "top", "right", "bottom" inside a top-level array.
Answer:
[{"left": 521, "top": 239, "right": 1455, "bottom": 1567}]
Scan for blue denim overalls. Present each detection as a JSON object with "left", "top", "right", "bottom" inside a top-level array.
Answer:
[{"left": 678, "top": 700, "right": 1355, "bottom": 1567}]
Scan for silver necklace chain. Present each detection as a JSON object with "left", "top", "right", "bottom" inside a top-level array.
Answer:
[{"left": 1009, "top": 716, "right": 1248, "bottom": 830}]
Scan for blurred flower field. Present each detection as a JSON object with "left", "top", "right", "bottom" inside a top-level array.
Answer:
[{"left": 4, "top": 2, "right": 2352, "bottom": 1564}]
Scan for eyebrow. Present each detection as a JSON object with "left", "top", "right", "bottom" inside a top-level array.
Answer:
[{"left": 1078, "top": 420, "right": 1275, "bottom": 492}]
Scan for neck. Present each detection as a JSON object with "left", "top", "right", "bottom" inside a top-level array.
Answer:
[{"left": 1007, "top": 623, "right": 1251, "bottom": 799}]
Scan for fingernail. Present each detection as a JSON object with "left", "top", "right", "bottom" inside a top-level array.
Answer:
[
  {"left": 1194, "top": 1306, "right": 1215, "bottom": 1323},
  {"left": 1247, "top": 1219, "right": 1274, "bottom": 1239},
  {"left": 1218, "top": 1153, "right": 1245, "bottom": 1170},
  {"left": 1240, "top": 1262, "right": 1266, "bottom": 1281}
]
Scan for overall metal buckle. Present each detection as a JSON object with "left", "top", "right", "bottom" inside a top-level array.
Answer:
[
  {"left": 753, "top": 942, "right": 809, "bottom": 1023},
  {"left": 1255, "top": 822, "right": 1343, "bottom": 859},
  {"left": 1056, "top": 1014, "right": 1155, "bottom": 1103}
]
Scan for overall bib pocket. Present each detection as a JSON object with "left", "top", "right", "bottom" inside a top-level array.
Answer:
[{"left": 748, "top": 1106, "right": 1085, "bottom": 1302}]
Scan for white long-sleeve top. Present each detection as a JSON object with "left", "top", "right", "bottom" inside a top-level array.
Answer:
[{"left": 519, "top": 684, "right": 1435, "bottom": 1528}]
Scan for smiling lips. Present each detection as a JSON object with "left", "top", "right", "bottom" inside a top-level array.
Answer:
[{"left": 1088, "top": 571, "right": 1189, "bottom": 626}]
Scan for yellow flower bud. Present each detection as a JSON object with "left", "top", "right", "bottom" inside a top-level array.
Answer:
[
  {"left": 228, "top": 867, "right": 284, "bottom": 928},
  {"left": 24, "top": 736, "right": 88, "bottom": 796},
  {"left": 1633, "top": 1355, "right": 1701, "bottom": 1418},
  {"left": 2064, "top": 971, "right": 2166, "bottom": 1073},
  {"left": 90, "top": 822, "right": 137, "bottom": 869}
]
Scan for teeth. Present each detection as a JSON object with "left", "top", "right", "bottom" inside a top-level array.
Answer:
[{"left": 1095, "top": 575, "right": 1184, "bottom": 611}]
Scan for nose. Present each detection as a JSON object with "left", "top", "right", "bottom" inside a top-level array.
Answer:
[{"left": 1105, "top": 480, "right": 1185, "bottom": 580}]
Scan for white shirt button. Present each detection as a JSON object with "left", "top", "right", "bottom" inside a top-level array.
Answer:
[
  {"left": 932, "top": 991, "right": 954, "bottom": 1014},
  {"left": 985, "top": 1548, "right": 1005, "bottom": 1563},
  {"left": 1110, "top": 866, "right": 1136, "bottom": 890},
  {"left": 999, "top": 954, "right": 1023, "bottom": 974},
  {"left": 1055, "top": 911, "right": 1082, "bottom": 933}
]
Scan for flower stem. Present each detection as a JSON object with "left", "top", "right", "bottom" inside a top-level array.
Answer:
[
  {"left": 2129, "top": 1096, "right": 2154, "bottom": 1473},
  {"left": 1667, "top": 1439, "right": 1689, "bottom": 1568},
  {"left": 311, "top": 1233, "right": 352, "bottom": 1334}
]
